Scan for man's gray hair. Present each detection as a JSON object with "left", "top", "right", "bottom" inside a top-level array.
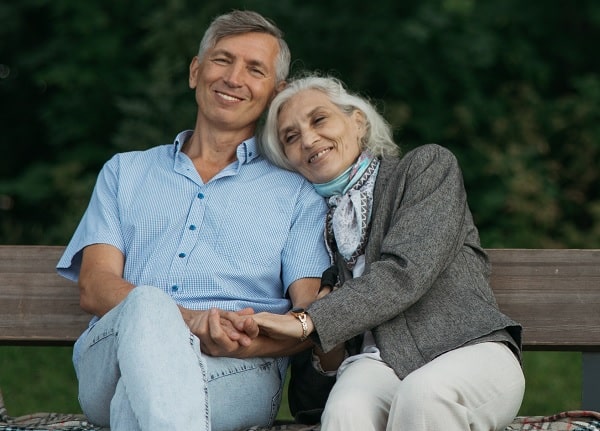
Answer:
[{"left": 198, "top": 10, "right": 291, "bottom": 82}]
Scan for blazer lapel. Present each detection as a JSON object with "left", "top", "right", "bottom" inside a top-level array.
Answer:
[{"left": 365, "top": 157, "right": 400, "bottom": 263}]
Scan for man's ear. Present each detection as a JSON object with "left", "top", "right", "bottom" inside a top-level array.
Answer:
[
  {"left": 268, "top": 80, "right": 287, "bottom": 104},
  {"left": 189, "top": 56, "right": 200, "bottom": 89},
  {"left": 275, "top": 80, "right": 288, "bottom": 94}
]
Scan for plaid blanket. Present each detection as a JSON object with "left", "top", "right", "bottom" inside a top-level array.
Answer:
[{"left": 3, "top": 388, "right": 600, "bottom": 431}]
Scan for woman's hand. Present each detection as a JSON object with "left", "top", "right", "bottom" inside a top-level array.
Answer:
[
  {"left": 313, "top": 343, "right": 347, "bottom": 372},
  {"left": 252, "top": 311, "right": 315, "bottom": 341}
]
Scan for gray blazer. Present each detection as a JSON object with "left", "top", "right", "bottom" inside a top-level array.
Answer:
[{"left": 307, "top": 144, "right": 521, "bottom": 379}]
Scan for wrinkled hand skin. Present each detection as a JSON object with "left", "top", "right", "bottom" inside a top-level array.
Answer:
[
  {"left": 251, "top": 312, "right": 306, "bottom": 341},
  {"left": 180, "top": 307, "right": 258, "bottom": 357},
  {"left": 221, "top": 309, "right": 260, "bottom": 338}
]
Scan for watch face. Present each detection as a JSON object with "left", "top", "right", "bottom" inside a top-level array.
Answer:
[{"left": 291, "top": 307, "right": 305, "bottom": 314}]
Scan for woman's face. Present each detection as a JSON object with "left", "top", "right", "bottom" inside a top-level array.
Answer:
[{"left": 277, "top": 89, "right": 365, "bottom": 184}]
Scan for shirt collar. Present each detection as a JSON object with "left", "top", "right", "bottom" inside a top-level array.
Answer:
[
  {"left": 173, "top": 130, "right": 260, "bottom": 165},
  {"left": 236, "top": 136, "right": 260, "bottom": 164}
]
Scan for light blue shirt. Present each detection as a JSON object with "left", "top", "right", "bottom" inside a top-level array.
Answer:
[{"left": 58, "top": 131, "right": 330, "bottom": 357}]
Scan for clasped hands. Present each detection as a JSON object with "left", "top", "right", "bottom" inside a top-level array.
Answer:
[{"left": 180, "top": 306, "right": 310, "bottom": 357}]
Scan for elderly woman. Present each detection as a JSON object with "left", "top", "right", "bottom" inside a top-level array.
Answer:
[{"left": 252, "top": 75, "right": 525, "bottom": 431}]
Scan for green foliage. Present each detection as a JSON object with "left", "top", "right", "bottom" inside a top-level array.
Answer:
[
  {"left": 2, "top": 0, "right": 599, "bottom": 247},
  {"left": 0, "top": 0, "right": 158, "bottom": 244}
]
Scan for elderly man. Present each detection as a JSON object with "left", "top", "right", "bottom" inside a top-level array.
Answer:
[{"left": 57, "top": 10, "right": 329, "bottom": 431}]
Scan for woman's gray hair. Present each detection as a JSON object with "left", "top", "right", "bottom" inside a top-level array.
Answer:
[
  {"left": 260, "top": 75, "right": 399, "bottom": 171},
  {"left": 198, "top": 10, "right": 291, "bottom": 83}
]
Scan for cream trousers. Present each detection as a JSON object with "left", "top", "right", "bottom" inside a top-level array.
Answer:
[{"left": 320, "top": 341, "right": 525, "bottom": 431}]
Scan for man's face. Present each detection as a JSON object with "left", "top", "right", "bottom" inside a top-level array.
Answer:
[{"left": 189, "top": 32, "right": 280, "bottom": 135}]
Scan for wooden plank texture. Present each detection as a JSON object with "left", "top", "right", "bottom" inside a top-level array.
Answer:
[
  {"left": 1, "top": 246, "right": 599, "bottom": 349},
  {"left": 488, "top": 249, "right": 600, "bottom": 350},
  {"left": 0, "top": 245, "right": 89, "bottom": 343}
]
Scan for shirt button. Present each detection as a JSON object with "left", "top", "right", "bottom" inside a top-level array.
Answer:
[
  {"left": 189, "top": 225, "right": 196, "bottom": 230},
  {"left": 171, "top": 285, "right": 179, "bottom": 292},
  {"left": 178, "top": 253, "right": 186, "bottom": 258},
  {"left": 197, "top": 193, "right": 204, "bottom": 199}
]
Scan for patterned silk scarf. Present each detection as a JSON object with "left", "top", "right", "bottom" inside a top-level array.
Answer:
[{"left": 319, "top": 153, "right": 380, "bottom": 270}]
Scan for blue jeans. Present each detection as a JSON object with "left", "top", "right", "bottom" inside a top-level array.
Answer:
[{"left": 73, "top": 285, "right": 285, "bottom": 431}]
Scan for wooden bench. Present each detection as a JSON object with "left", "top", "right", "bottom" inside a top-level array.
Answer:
[{"left": 1, "top": 245, "right": 600, "bottom": 410}]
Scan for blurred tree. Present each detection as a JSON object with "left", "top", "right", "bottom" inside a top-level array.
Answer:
[
  {"left": 269, "top": 0, "right": 600, "bottom": 248},
  {"left": 0, "top": 0, "right": 598, "bottom": 248},
  {"left": 0, "top": 0, "right": 157, "bottom": 244}
]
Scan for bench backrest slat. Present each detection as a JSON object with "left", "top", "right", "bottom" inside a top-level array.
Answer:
[
  {"left": 1, "top": 246, "right": 599, "bottom": 349},
  {"left": 0, "top": 245, "right": 88, "bottom": 344},
  {"left": 488, "top": 248, "right": 600, "bottom": 351}
]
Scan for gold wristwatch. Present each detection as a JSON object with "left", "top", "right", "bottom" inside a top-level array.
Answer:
[{"left": 291, "top": 307, "right": 309, "bottom": 341}]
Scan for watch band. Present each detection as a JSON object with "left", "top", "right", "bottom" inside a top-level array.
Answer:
[{"left": 291, "top": 307, "right": 309, "bottom": 341}]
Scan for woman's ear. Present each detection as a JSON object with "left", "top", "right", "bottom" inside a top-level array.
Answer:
[{"left": 352, "top": 109, "right": 368, "bottom": 140}]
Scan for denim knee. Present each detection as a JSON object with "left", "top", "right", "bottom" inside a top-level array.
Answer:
[{"left": 122, "top": 285, "right": 178, "bottom": 320}]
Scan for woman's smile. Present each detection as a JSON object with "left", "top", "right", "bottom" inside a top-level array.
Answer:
[
  {"left": 308, "top": 147, "right": 333, "bottom": 164},
  {"left": 278, "top": 89, "right": 364, "bottom": 184}
]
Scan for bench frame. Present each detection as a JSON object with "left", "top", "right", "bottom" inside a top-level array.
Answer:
[{"left": 1, "top": 246, "right": 599, "bottom": 408}]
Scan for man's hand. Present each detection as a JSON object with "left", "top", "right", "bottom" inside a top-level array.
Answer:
[
  {"left": 181, "top": 307, "right": 259, "bottom": 357},
  {"left": 220, "top": 309, "right": 260, "bottom": 338}
]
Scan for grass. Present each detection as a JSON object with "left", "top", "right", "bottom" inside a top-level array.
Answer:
[
  {"left": 0, "top": 347, "right": 581, "bottom": 419},
  {"left": 0, "top": 346, "right": 81, "bottom": 416},
  {"left": 520, "top": 350, "right": 581, "bottom": 415}
]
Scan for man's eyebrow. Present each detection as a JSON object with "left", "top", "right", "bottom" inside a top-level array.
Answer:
[
  {"left": 209, "top": 48, "right": 233, "bottom": 58},
  {"left": 209, "top": 49, "right": 268, "bottom": 70}
]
